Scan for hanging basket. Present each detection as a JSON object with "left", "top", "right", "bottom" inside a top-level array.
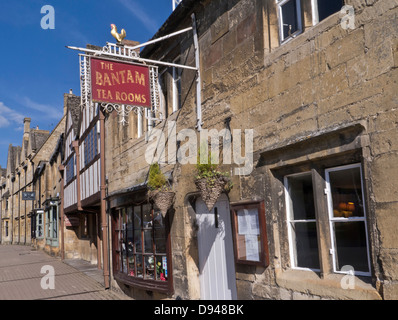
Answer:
[
  {"left": 194, "top": 175, "right": 229, "bottom": 212},
  {"left": 149, "top": 190, "right": 175, "bottom": 217}
]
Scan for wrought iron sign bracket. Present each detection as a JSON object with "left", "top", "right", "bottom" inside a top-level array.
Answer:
[
  {"left": 67, "top": 15, "right": 202, "bottom": 129},
  {"left": 101, "top": 103, "right": 142, "bottom": 126}
]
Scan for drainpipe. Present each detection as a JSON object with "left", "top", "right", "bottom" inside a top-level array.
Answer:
[
  {"left": 58, "top": 164, "right": 65, "bottom": 260},
  {"left": 99, "top": 109, "right": 110, "bottom": 289},
  {"left": 30, "top": 160, "right": 35, "bottom": 245},
  {"left": 18, "top": 171, "right": 20, "bottom": 244},
  {"left": 11, "top": 175, "right": 14, "bottom": 244},
  {"left": 192, "top": 13, "right": 202, "bottom": 132},
  {"left": 0, "top": 185, "right": 2, "bottom": 244},
  {"left": 24, "top": 166, "right": 27, "bottom": 245},
  {"left": 72, "top": 141, "right": 83, "bottom": 211},
  {"left": 96, "top": 212, "right": 102, "bottom": 270}
]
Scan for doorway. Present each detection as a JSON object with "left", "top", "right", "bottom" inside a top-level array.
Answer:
[{"left": 196, "top": 194, "right": 237, "bottom": 300}]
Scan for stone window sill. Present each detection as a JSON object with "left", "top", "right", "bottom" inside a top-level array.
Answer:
[{"left": 275, "top": 268, "right": 382, "bottom": 300}]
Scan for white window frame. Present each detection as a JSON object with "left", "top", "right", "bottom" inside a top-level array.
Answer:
[
  {"left": 276, "top": 0, "right": 303, "bottom": 44},
  {"left": 172, "top": 58, "right": 182, "bottom": 113},
  {"left": 311, "top": 0, "right": 320, "bottom": 26},
  {"left": 325, "top": 163, "right": 371, "bottom": 277},
  {"left": 36, "top": 210, "right": 44, "bottom": 239},
  {"left": 158, "top": 69, "right": 167, "bottom": 118},
  {"left": 284, "top": 171, "right": 321, "bottom": 272},
  {"left": 137, "top": 108, "right": 143, "bottom": 138},
  {"left": 311, "top": 0, "right": 344, "bottom": 26},
  {"left": 46, "top": 204, "right": 59, "bottom": 246}
]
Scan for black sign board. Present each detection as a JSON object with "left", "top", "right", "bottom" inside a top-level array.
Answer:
[{"left": 22, "top": 192, "right": 35, "bottom": 201}]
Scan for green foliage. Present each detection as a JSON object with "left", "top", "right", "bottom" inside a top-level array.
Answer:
[
  {"left": 148, "top": 163, "right": 168, "bottom": 191},
  {"left": 195, "top": 144, "right": 231, "bottom": 188}
]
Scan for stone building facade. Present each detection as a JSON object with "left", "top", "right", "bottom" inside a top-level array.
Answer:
[
  {"left": 30, "top": 113, "right": 66, "bottom": 256},
  {"left": 0, "top": 119, "right": 50, "bottom": 246},
  {"left": 0, "top": 102, "right": 65, "bottom": 256},
  {"left": 104, "top": 0, "right": 398, "bottom": 300},
  {"left": 61, "top": 90, "right": 103, "bottom": 268},
  {"left": 0, "top": 0, "right": 397, "bottom": 301}
]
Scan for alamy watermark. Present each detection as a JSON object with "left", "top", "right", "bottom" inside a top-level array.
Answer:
[
  {"left": 145, "top": 121, "right": 254, "bottom": 176},
  {"left": 340, "top": 265, "right": 355, "bottom": 290},
  {"left": 40, "top": 5, "right": 55, "bottom": 30},
  {"left": 40, "top": 265, "right": 55, "bottom": 290},
  {"left": 340, "top": 5, "right": 355, "bottom": 30}
]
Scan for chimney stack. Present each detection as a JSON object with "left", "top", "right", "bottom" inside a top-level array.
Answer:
[
  {"left": 64, "top": 90, "right": 74, "bottom": 116},
  {"left": 23, "top": 118, "right": 31, "bottom": 135}
]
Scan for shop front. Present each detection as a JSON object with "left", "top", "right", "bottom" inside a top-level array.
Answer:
[{"left": 108, "top": 187, "right": 173, "bottom": 297}]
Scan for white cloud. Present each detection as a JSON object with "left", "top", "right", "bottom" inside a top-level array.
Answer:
[
  {"left": 117, "top": 0, "right": 158, "bottom": 34},
  {"left": 21, "top": 97, "right": 63, "bottom": 120},
  {"left": 0, "top": 102, "right": 25, "bottom": 128}
]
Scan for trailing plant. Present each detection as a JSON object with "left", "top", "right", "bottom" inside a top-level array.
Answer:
[
  {"left": 148, "top": 162, "right": 169, "bottom": 192},
  {"left": 147, "top": 162, "right": 175, "bottom": 217},
  {"left": 194, "top": 143, "right": 233, "bottom": 211},
  {"left": 195, "top": 144, "right": 230, "bottom": 187}
]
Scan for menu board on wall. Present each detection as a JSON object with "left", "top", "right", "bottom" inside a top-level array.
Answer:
[{"left": 237, "top": 208, "right": 261, "bottom": 262}]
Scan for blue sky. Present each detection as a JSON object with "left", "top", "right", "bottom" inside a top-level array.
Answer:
[{"left": 0, "top": 0, "right": 174, "bottom": 168}]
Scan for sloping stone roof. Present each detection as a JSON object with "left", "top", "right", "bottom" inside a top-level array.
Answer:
[
  {"left": 30, "top": 129, "right": 50, "bottom": 152},
  {"left": 22, "top": 139, "right": 29, "bottom": 159},
  {"left": 66, "top": 94, "right": 81, "bottom": 137},
  {"left": 7, "top": 145, "right": 21, "bottom": 175},
  {"left": 0, "top": 166, "right": 6, "bottom": 178}
]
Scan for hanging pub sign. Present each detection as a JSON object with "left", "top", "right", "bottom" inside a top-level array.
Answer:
[
  {"left": 22, "top": 191, "right": 35, "bottom": 201},
  {"left": 90, "top": 57, "right": 151, "bottom": 108}
]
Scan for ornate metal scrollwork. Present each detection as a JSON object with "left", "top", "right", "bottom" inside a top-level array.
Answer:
[
  {"left": 100, "top": 103, "right": 142, "bottom": 125},
  {"left": 79, "top": 42, "right": 162, "bottom": 126}
]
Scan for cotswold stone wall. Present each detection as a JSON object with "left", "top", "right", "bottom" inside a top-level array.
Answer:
[
  {"left": 222, "top": 0, "right": 397, "bottom": 300},
  {"left": 106, "top": 0, "right": 398, "bottom": 300}
]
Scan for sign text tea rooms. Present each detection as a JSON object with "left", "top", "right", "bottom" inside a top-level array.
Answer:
[{"left": 91, "top": 58, "right": 151, "bottom": 108}]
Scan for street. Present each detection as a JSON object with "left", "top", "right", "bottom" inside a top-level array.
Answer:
[{"left": 0, "top": 245, "right": 131, "bottom": 300}]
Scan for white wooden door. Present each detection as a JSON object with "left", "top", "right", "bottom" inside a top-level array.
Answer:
[{"left": 196, "top": 194, "right": 237, "bottom": 300}]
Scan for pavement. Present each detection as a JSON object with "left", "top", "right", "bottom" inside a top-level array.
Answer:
[{"left": 0, "top": 244, "right": 132, "bottom": 300}]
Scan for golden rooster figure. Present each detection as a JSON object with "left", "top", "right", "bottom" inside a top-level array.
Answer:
[{"left": 110, "top": 24, "right": 126, "bottom": 43}]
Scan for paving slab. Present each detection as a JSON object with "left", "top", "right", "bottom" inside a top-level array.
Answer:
[{"left": 0, "top": 245, "right": 132, "bottom": 300}]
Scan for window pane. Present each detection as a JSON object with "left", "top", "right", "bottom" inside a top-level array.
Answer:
[
  {"left": 144, "top": 230, "right": 153, "bottom": 253},
  {"left": 292, "top": 222, "right": 320, "bottom": 269},
  {"left": 154, "top": 210, "right": 166, "bottom": 253},
  {"left": 38, "top": 226, "right": 43, "bottom": 238},
  {"left": 134, "top": 206, "right": 141, "bottom": 230},
  {"left": 135, "top": 254, "right": 143, "bottom": 278},
  {"left": 288, "top": 173, "right": 316, "bottom": 220},
  {"left": 126, "top": 206, "right": 134, "bottom": 256},
  {"left": 155, "top": 227, "right": 166, "bottom": 253},
  {"left": 134, "top": 230, "right": 142, "bottom": 253},
  {"left": 47, "top": 211, "right": 51, "bottom": 237},
  {"left": 317, "top": 0, "right": 343, "bottom": 22},
  {"left": 329, "top": 166, "right": 364, "bottom": 218},
  {"left": 143, "top": 204, "right": 152, "bottom": 228},
  {"left": 156, "top": 255, "right": 168, "bottom": 281},
  {"left": 145, "top": 255, "right": 155, "bottom": 279},
  {"left": 281, "top": 0, "right": 299, "bottom": 40},
  {"left": 121, "top": 242, "right": 127, "bottom": 274},
  {"left": 127, "top": 255, "right": 135, "bottom": 277},
  {"left": 127, "top": 206, "right": 133, "bottom": 224},
  {"left": 153, "top": 210, "right": 164, "bottom": 228},
  {"left": 333, "top": 221, "right": 369, "bottom": 273},
  {"left": 126, "top": 225, "right": 134, "bottom": 255},
  {"left": 52, "top": 207, "right": 57, "bottom": 238}
]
